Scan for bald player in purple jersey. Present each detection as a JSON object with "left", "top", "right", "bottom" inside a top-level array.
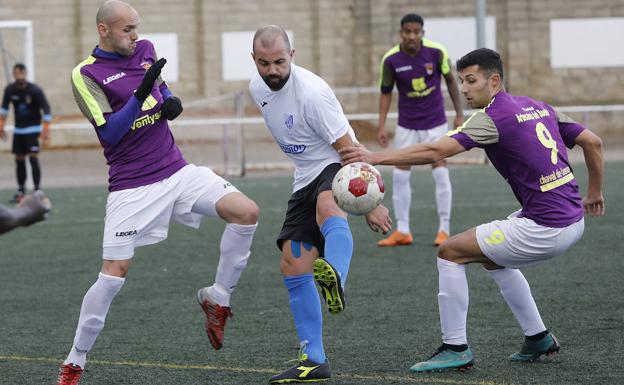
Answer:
[
  {"left": 376, "top": 13, "right": 463, "bottom": 248},
  {"left": 58, "top": 1, "right": 259, "bottom": 384},
  {"left": 341, "top": 48, "right": 604, "bottom": 372}
]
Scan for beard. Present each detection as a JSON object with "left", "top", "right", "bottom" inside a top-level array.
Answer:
[{"left": 262, "top": 72, "right": 290, "bottom": 91}]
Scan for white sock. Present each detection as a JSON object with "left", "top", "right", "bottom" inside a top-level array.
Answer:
[
  {"left": 209, "top": 222, "right": 257, "bottom": 307},
  {"left": 392, "top": 168, "right": 411, "bottom": 234},
  {"left": 437, "top": 257, "right": 469, "bottom": 345},
  {"left": 487, "top": 268, "right": 546, "bottom": 336},
  {"left": 432, "top": 167, "right": 452, "bottom": 234},
  {"left": 64, "top": 272, "right": 125, "bottom": 368}
]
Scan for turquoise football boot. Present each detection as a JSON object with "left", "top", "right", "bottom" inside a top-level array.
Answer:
[
  {"left": 409, "top": 344, "right": 474, "bottom": 372},
  {"left": 510, "top": 333, "right": 560, "bottom": 362}
]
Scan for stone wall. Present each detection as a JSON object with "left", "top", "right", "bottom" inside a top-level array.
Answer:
[{"left": 0, "top": 0, "right": 622, "bottom": 125}]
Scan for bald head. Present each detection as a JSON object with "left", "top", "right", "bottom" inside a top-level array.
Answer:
[
  {"left": 96, "top": 0, "right": 140, "bottom": 56},
  {"left": 253, "top": 25, "right": 291, "bottom": 53},
  {"left": 96, "top": 0, "right": 137, "bottom": 25},
  {"left": 251, "top": 25, "right": 294, "bottom": 91}
]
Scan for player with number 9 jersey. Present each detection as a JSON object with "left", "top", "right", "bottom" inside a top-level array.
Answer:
[
  {"left": 338, "top": 48, "right": 604, "bottom": 372},
  {"left": 448, "top": 90, "right": 584, "bottom": 228}
]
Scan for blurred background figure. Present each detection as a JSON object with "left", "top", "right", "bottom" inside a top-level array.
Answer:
[
  {"left": 0, "top": 63, "right": 52, "bottom": 204},
  {"left": 376, "top": 13, "right": 463, "bottom": 248},
  {"left": 0, "top": 190, "right": 51, "bottom": 235}
]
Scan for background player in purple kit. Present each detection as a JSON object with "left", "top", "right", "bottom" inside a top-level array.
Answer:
[
  {"left": 376, "top": 13, "right": 463, "bottom": 248},
  {"left": 341, "top": 48, "right": 604, "bottom": 372},
  {"left": 58, "top": 1, "right": 259, "bottom": 384}
]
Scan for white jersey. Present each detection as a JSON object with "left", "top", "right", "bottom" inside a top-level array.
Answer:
[{"left": 249, "top": 64, "right": 357, "bottom": 192}]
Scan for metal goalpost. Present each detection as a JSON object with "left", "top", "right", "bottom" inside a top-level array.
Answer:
[{"left": 0, "top": 20, "right": 34, "bottom": 85}]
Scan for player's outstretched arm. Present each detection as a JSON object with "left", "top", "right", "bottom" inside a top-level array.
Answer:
[
  {"left": 574, "top": 129, "right": 605, "bottom": 216},
  {"left": 340, "top": 136, "right": 465, "bottom": 167}
]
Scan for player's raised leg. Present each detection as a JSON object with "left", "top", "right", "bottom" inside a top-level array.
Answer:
[
  {"left": 270, "top": 240, "right": 331, "bottom": 383},
  {"left": 315, "top": 190, "right": 351, "bottom": 314},
  {"left": 193, "top": 190, "right": 259, "bottom": 350}
]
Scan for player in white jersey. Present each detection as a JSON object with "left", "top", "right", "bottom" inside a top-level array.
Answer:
[{"left": 250, "top": 25, "right": 392, "bottom": 383}]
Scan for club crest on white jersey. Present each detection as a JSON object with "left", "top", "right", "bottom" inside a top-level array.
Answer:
[{"left": 284, "top": 114, "right": 294, "bottom": 129}]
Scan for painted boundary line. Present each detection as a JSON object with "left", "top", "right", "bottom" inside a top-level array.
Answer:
[
  {"left": 39, "top": 200, "right": 517, "bottom": 227},
  {"left": 0, "top": 354, "right": 515, "bottom": 385}
]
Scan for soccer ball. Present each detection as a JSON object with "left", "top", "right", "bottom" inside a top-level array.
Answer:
[{"left": 332, "top": 162, "right": 385, "bottom": 215}]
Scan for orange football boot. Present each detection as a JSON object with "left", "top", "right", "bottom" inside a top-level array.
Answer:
[
  {"left": 433, "top": 231, "right": 449, "bottom": 247},
  {"left": 377, "top": 231, "right": 413, "bottom": 247}
]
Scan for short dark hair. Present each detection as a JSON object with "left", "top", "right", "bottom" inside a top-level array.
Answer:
[
  {"left": 400, "top": 13, "right": 424, "bottom": 28},
  {"left": 13, "top": 63, "right": 26, "bottom": 72},
  {"left": 456, "top": 48, "right": 504, "bottom": 80}
]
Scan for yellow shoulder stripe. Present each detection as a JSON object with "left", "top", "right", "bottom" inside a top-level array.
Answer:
[
  {"left": 379, "top": 45, "right": 401, "bottom": 87},
  {"left": 71, "top": 56, "right": 106, "bottom": 127},
  {"left": 447, "top": 97, "right": 496, "bottom": 137}
]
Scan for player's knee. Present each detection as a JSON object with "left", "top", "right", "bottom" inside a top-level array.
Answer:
[
  {"left": 245, "top": 199, "right": 260, "bottom": 224},
  {"left": 279, "top": 252, "right": 310, "bottom": 276},
  {"left": 437, "top": 241, "right": 454, "bottom": 261},
  {"left": 223, "top": 195, "right": 259, "bottom": 225},
  {"left": 101, "top": 260, "right": 131, "bottom": 277},
  {"left": 279, "top": 259, "right": 290, "bottom": 275},
  {"left": 81, "top": 315, "right": 105, "bottom": 333},
  {"left": 235, "top": 198, "right": 259, "bottom": 224},
  {"left": 316, "top": 197, "right": 345, "bottom": 223},
  {"left": 280, "top": 257, "right": 297, "bottom": 276}
]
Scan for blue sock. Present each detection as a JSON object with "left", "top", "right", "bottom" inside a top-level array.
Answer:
[
  {"left": 284, "top": 274, "right": 326, "bottom": 363},
  {"left": 321, "top": 216, "right": 353, "bottom": 287}
]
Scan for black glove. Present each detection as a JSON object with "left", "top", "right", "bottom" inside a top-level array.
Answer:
[
  {"left": 135, "top": 58, "right": 166, "bottom": 101},
  {"left": 161, "top": 96, "right": 183, "bottom": 120}
]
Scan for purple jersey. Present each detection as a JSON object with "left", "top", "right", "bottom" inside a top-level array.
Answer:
[
  {"left": 71, "top": 40, "right": 186, "bottom": 191},
  {"left": 379, "top": 39, "right": 450, "bottom": 130},
  {"left": 449, "top": 91, "right": 585, "bottom": 227}
]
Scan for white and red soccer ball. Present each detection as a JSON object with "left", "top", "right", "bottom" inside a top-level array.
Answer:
[{"left": 332, "top": 162, "right": 385, "bottom": 215}]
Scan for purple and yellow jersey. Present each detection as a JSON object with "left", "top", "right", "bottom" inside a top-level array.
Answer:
[
  {"left": 379, "top": 39, "right": 450, "bottom": 130},
  {"left": 71, "top": 40, "right": 186, "bottom": 191},
  {"left": 448, "top": 91, "right": 585, "bottom": 228}
]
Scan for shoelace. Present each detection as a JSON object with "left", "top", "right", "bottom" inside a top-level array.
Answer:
[
  {"left": 207, "top": 304, "right": 232, "bottom": 325},
  {"left": 285, "top": 340, "right": 309, "bottom": 364},
  {"left": 427, "top": 344, "right": 447, "bottom": 360}
]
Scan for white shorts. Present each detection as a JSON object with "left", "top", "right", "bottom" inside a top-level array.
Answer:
[
  {"left": 102, "top": 164, "right": 239, "bottom": 260},
  {"left": 476, "top": 210, "right": 585, "bottom": 268},
  {"left": 393, "top": 123, "right": 448, "bottom": 149}
]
